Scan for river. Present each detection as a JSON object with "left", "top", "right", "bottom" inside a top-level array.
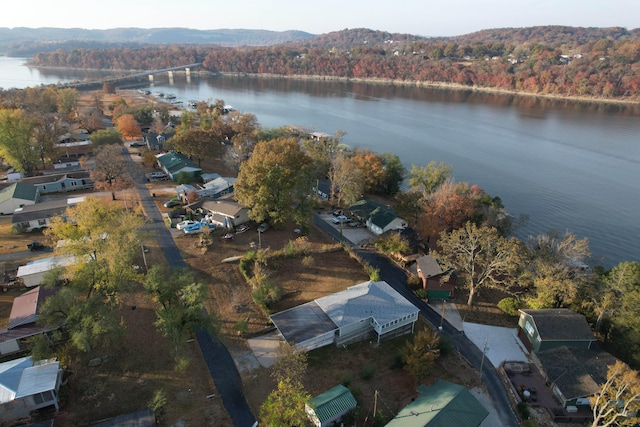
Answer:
[{"left": 1, "top": 56, "right": 639, "bottom": 268}]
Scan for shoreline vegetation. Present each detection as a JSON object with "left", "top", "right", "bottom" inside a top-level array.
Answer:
[{"left": 27, "top": 62, "right": 640, "bottom": 107}]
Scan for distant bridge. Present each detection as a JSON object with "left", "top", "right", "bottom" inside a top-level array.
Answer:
[{"left": 62, "top": 63, "right": 203, "bottom": 90}]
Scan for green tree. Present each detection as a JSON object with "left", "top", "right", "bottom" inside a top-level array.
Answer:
[
  {"left": 590, "top": 361, "right": 640, "bottom": 427},
  {"left": 144, "top": 265, "right": 218, "bottom": 358},
  {"left": 31, "top": 113, "right": 63, "bottom": 170},
  {"left": 0, "top": 109, "right": 38, "bottom": 174},
  {"left": 327, "top": 151, "right": 364, "bottom": 207},
  {"left": 56, "top": 87, "right": 78, "bottom": 117},
  {"left": 433, "top": 222, "right": 522, "bottom": 306},
  {"left": 39, "top": 197, "right": 144, "bottom": 354},
  {"left": 378, "top": 152, "right": 406, "bottom": 196},
  {"left": 171, "top": 129, "right": 223, "bottom": 167},
  {"left": 89, "top": 128, "right": 123, "bottom": 146},
  {"left": 408, "top": 161, "right": 453, "bottom": 196},
  {"left": 402, "top": 327, "right": 440, "bottom": 380},
  {"left": 235, "top": 138, "right": 314, "bottom": 227}
]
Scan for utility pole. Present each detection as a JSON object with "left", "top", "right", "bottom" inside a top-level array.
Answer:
[
  {"left": 439, "top": 300, "right": 446, "bottom": 330},
  {"left": 479, "top": 337, "right": 488, "bottom": 379},
  {"left": 373, "top": 390, "right": 378, "bottom": 418}
]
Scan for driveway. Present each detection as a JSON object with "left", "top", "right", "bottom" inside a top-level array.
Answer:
[{"left": 462, "top": 322, "right": 530, "bottom": 366}]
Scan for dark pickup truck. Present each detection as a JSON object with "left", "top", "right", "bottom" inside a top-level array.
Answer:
[{"left": 27, "top": 241, "right": 45, "bottom": 251}]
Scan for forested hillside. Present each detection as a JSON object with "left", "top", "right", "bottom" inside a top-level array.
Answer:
[{"left": 28, "top": 26, "right": 640, "bottom": 100}]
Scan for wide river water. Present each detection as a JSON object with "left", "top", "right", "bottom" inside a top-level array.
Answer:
[{"left": 1, "top": 56, "right": 639, "bottom": 268}]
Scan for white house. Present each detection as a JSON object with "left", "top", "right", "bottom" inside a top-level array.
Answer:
[
  {"left": 347, "top": 199, "right": 407, "bottom": 236},
  {"left": 12, "top": 197, "right": 84, "bottom": 233},
  {"left": 187, "top": 196, "right": 250, "bottom": 229},
  {"left": 270, "top": 281, "right": 419, "bottom": 352},
  {"left": 0, "top": 356, "right": 62, "bottom": 422},
  {"left": 17, "top": 256, "right": 76, "bottom": 288},
  {"left": 0, "top": 183, "right": 39, "bottom": 215}
]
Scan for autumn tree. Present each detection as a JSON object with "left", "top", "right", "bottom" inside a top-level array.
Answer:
[
  {"left": 228, "top": 111, "right": 260, "bottom": 160},
  {"left": 590, "top": 361, "right": 640, "bottom": 427},
  {"left": 433, "top": 221, "right": 523, "bottom": 306},
  {"left": 302, "top": 130, "right": 346, "bottom": 178},
  {"left": 349, "top": 149, "right": 386, "bottom": 194},
  {"left": 171, "top": 129, "right": 223, "bottom": 167},
  {"left": 402, "top": 327, "right": 441, "bottom": 380},
  {"left": 235, "top": 138, "right": 314, "bottom": 227},
  {"left": 0, "top": 109, "right": 37, "bottom": 174},
  {"left": 260, "top": 342, "right": 311, "bottom": 426},
  {"left": 89, "top": 144, "right": 134, "bottom": 200},
  {"left": 81, "top": 108, "right": 107, "bottom": 132},
  {"left": 327, "top": 151, "right": 365, "bottom": 207},
  {"left": 144, "top": 265, "right": 218, "bottom": 363},
  {"left": 56, "top": 87, "right": 78, "bottom": 117},
  {"left": 522, "top": 231, "right": 591, "bottom": 309},
  {"left": 114, "top": 113, "right": 142, "bottom": 140},
  {"left": 38, "top": 197, "right": 145, "bottom": 354},
  {"left": 421, "top": 180, "right": 475, "bottom": 235}
]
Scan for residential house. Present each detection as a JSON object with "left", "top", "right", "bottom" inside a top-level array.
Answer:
[
  {"left": 186, "top": 196, "right": 250, "bottom": 229},
  {"left": 143, "top": 131, "right": 170, "bottom": 151},
  {"left": 0, "top": 287, "right": 58, "bottom": 357},
  {"left": 16, "top": 256, "right": 76, "bottom": 288},
  {"left": 270, "top": 281, "right": 420, "bottom": 352},
  {"left": 517, "top": 309, "right": 595, "bottom": 353},
  {"left": 306, "top": 385, "right": 357, "bottom": 427},
  {"left": 347, "top": 199, "right": 407, "bottom": 236},
  {"left": 20, "top": 172, "right": 93, "bottom": 194},
  {"left": 55, "top": 140, "right": 93, "bottom": 163},
  {"left": 386, "top": 380, "right": 488, "bottom": 427},
  {"left": 12, "top": 197, "right": 84, "bottom": 233},
  {"left": 0, "top": 356, "right": 62, "bottom": 422},
  {"left": 414, "top": 255, "right": 456, "bottom": 299},
  {"left": 197, "top": 176, "right": 236, "bottom": 199},
  {"left": 156, "top": 152, "right": 202, "bottom": 181},
  {"left": 536, "top": 346, "right": 618, "bottom": 409},
  {"left": 0, "top": 183, "right": 39, "bottom": 215}
]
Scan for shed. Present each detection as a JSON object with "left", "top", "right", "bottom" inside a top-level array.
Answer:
[
  {"left": 415, "top": 255, "right": 456, "bottom": 299},
  {"left": 386, "top": 380, "right": 488, "bottom": 427},
  {"left": 517, "top": 309, "right": 595, "bottom": 353},
  {"left": 306, "top": 385, "right": 357, "bottom": 427}
]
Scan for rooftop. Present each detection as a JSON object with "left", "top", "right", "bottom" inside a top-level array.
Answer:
[{"left": 520, "top": 309, "right": 594, "bottom": 342}]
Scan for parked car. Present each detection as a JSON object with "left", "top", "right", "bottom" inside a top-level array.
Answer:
[
  {"left": 257, "top": 223, "right": 269, "bottom": 233},
  {"left": 129, "top": 141, "right": 146, "bottom": 147},
  {"left": 235, "top": 224, "right": 250, "bottom": 234},
  {"left": 332, "top": 215, "right": 349, "bottom": 224},
  {"left": 176, "top": 220, "right": 197, "bottom": 230},
  {"left": 183, "top": 222, "right": 215, "bottom": 235},
  {"left": 347, "top": 221, "right": 361, "bottom": 227},
  {"left": 333, "top": 209, "right": 343, "bottom": 216},
  {"left": 27, "top": 241, "right": 45, "bottom": 251},
  {"left": 164, "top": 199, "right": 181, "bottom": 208}
]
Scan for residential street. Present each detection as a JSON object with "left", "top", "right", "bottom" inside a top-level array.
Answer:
[
  {"left": 125, "top": 150, "right": 257, "bottom": 427},
  {"left": 313, "top": 215, "right": 520, "bottom": 427}
]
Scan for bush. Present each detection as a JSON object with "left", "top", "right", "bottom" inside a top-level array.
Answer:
[
  {"left": 497, "top": 297, "right": 521, "bottom": 317},
  {"left": 415, "top": 288, "right": 428, "bottom": 299},
  {"left": 406, "top": 274, "right": 422, "bottom": 289},
  {"left": 517, "top": 401, "right": 530, "bottom": 420},
  {"left": 235, "top": 320, "right": 248, "bottom": 336},
  {"left": 341, "top": 373, "right": 352, "bottom": 387},
  {"left": 360, "top": 364, "right": 375, "bottom": 380},
  {"left": 252, "top": 281, "right": 282, "bottom": 308}
]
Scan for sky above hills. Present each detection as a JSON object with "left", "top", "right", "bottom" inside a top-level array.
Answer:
[{"left": 3, "top": 0, "right": 639, "bottom": 37}]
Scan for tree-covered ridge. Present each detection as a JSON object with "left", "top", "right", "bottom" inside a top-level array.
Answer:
[{"left": 28, "top": 26, "right": 640, "bottom": 100}]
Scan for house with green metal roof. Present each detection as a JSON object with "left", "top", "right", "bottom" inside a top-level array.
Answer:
[
  {"left": 156, "top": 152, "right": 202, "bottom": 181},
  {"left": 306, "top": 384, "right": 357, "bottom": 427},
  {"left": 386, "top": 380, "right": 488, "bottom": 427},
  {"left": 347, "top": 199, "right": 407, "bottom": 236},
  {"left": 0, "top": 182, "right": 39, "bottom": 215}
]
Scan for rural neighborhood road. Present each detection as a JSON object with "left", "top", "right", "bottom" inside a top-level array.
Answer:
[
  {"left": 313, "top": 215, "right": 521, "bottom": 427},
  {"left": 126, "top": 151, "right": 257, "bottom": 427}
]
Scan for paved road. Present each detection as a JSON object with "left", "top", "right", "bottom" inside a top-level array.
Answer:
[
  {"left": 313, "top": 215, "right": 520, "bottom": 427},
  {"left": 125, "top": 150, "right": 257, "bottom": 427}
]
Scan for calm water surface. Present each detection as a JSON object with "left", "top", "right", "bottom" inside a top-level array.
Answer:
[{"left": 2, "top": 57, "right": 639, "bottom": 268}]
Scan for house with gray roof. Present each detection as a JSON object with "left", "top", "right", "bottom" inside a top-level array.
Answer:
[
  {"left": 0, "top": 183, "right": 39, "bottom": 215},
  {"left": 20, "top": 172, "right": 93, "bottom": 194},
  {"left": 386, "top": 379, "right": 488, "bottom": 427},
  {"left": 517, "top": 309, "right": 595, "bottom": 353},
  {"left": 0, "top": 356, "right": 62, "bottom": 422},
  {"left": 306, "top": 384, "right": 357, "bottom": 427},
  {"left": 156, "top": 152, "right": 201, "bottom": 181},
  {"left": 536, "top": 346, "right": 619, "bottom": 408},
  {"left": 186, "top": 196, "right": 250, "bottom": 229},
  {"left": 12, "top": 197, "right": 84, "bottom": 233},
  {"left": 270, "top": 281, "right": 419, "bottom": 351},
  {"left": 347, "top": 199, "right": 407, "bottom": 236}
]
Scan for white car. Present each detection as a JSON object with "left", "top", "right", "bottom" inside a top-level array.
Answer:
[
  {"left": 176, "top": 220, "right": 197, "bottom": 230},
  {"left": 332, "top": 215, "right": 349, "bottom": 224}
]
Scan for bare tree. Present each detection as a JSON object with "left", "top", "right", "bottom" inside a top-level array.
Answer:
[
  {"left": 87, "top": 144, "right": 134, "bottom": 200},
  {"left": 590, "top": 361, "right": 640, "bottom": 427}
]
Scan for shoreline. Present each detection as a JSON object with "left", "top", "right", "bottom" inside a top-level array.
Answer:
[{"left": 25, "top": 62, "right": 640, "bottom": 107}]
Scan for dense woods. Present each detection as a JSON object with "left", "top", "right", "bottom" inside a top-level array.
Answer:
[{"left": 27, "top": 26, "right": 640, "bottom": 100}]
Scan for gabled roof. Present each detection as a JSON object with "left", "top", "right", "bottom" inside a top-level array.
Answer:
[
  {"left": 8, "top": 287, "right": 56, "bottom": 329},
  {"left": 308, "top": 384, "right": 357, "bottom": 424},
  {"left": 315, "top": 281, "right": 418, "bottom": 328},
  {"left": 386, "top": 380, "right": 488, "bottom": 427},
  {"left": 0, "top": 182, "right": 38, "bottom": 204},
  {"left": 0, "top": 357, "right": 59, "bottom": 403},
  {"left": 347, "top": 199, "right": 400, "bottom": 229},
  {"left": 537, "top": 346, "right": 618, "bottom": 400},
  {"left": 202, "top": 177, "right": 236, "bottom": 193},
  {"left": 198, "top": 198, "right": 247, "bottom": 217},
  {"left": 21, "top": 172, "right": 91, "bottom": 186},
  {"left": 17, "top": 256, "right": 76, "bottom": 278},
  {"left": 519, "top": 309, "right": 594, "bottom": 342},
  {"left": 11, "top": 197, "right": 83, "bottom": 224},
  {"left": 416, "top": 255, "right": 443, "bottom": 278},
  {"left": 156, "top": 152, "right": 200, "bottom": 174}
]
